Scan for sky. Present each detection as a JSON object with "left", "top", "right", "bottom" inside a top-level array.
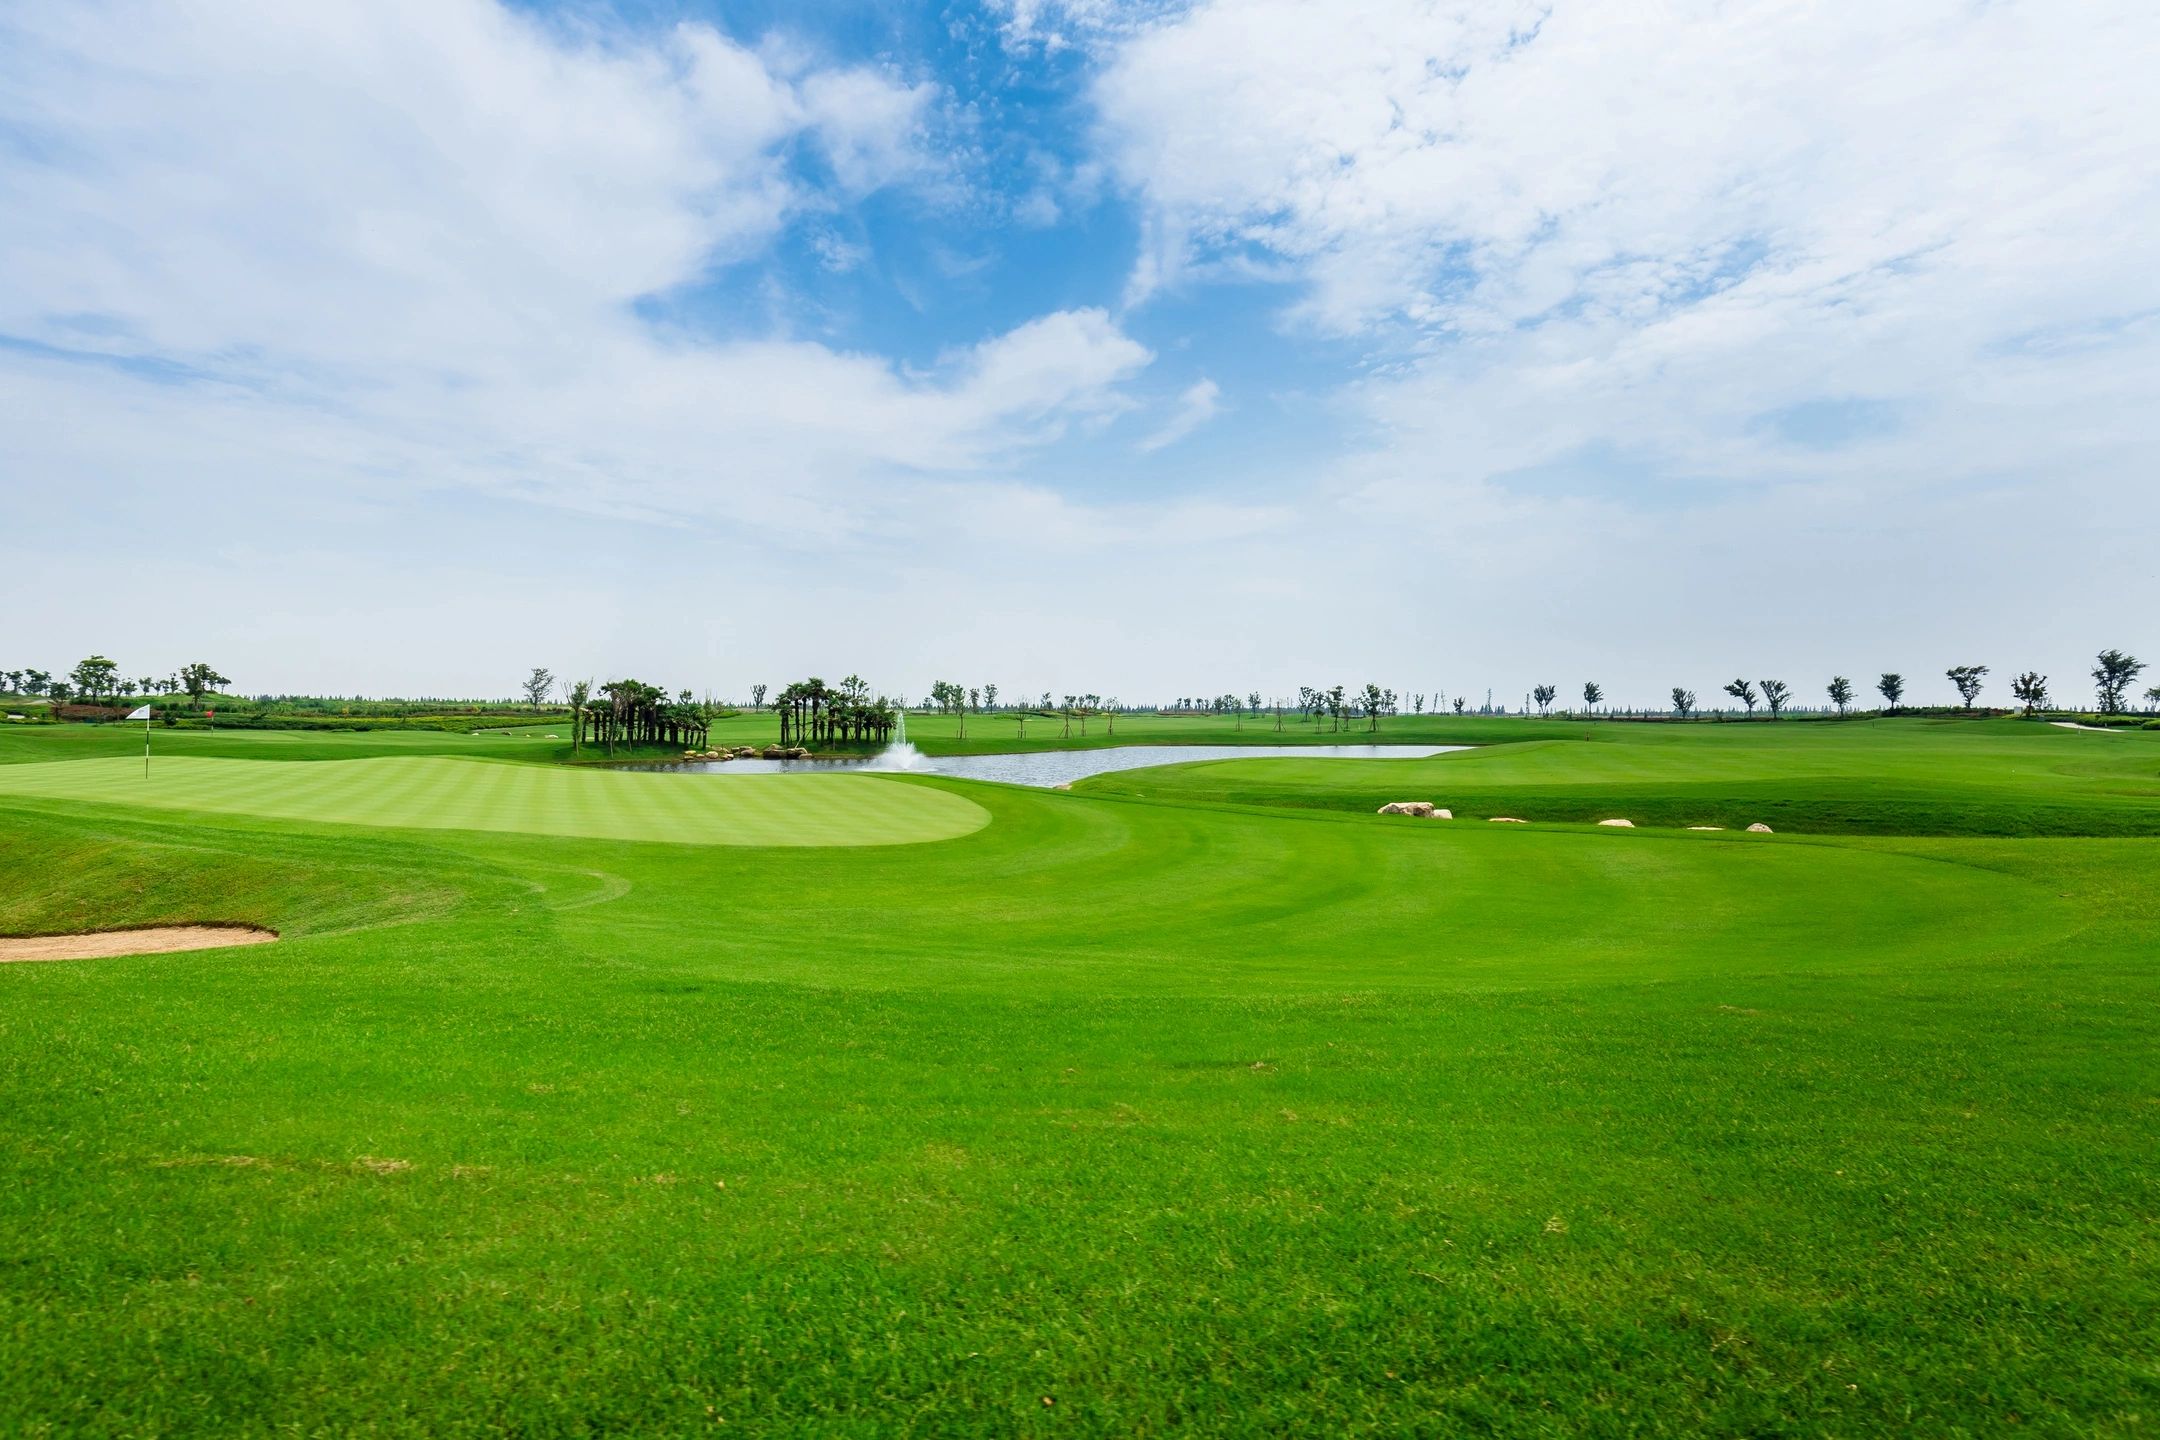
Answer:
[{"left": 3, "top": 0, "right": 2155, "bottom": 710}]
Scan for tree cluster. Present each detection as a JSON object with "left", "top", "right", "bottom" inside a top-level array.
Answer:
[
  {"left": 574, "top": 678, "right": 710, "bottom": 756},
  {"left": 2, "top": 658, "right": 228, "bottom": 708},
  {"left": 773, "top": 675, "right": 899, "bottom": 748}
]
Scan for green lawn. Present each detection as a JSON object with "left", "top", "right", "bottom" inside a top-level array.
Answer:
[
  {"left": 1, "top": 719, "right": 2156, "bottom": 1435},
  {"left": 0, "top": 756, "right": 987, "bottom": 847},
  {"left": 1078, "top": 714, "right": 2160, "bottom": 835}
]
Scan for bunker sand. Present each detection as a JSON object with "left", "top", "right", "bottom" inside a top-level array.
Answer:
[{"left": 0, "top": 925, "right": 278, "bottom": 963}]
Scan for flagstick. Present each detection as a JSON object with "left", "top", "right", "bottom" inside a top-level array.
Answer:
[{"left": 145, "top": 708, "right": 151, "bottom": 779}]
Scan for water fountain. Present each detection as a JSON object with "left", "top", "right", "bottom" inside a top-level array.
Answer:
[{"left": 876, "top": 708, "right": 927, "bottom": 770}]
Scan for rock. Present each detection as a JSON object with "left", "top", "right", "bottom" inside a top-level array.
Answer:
[
  {"left": 786, "top": 747, "right": 811, "bottom": 759},
  {"left": 1433, "top": 808, "right": 1452, "bottom": 819},
  {"left": 761, "top": 746, "right": 786, "bottom": 759},
  {"left": 1597, "top": 818, "right": 1634, "bottom": 828},
  {"left": 1746, "top": 822, "right": 1774, "bottom": 833},
  {"left": 1377, "top": 801, "right": 1436, "bottom": 817},
  {"left": 1489, "top": 816, "right": 1528, "bottom": 823}
]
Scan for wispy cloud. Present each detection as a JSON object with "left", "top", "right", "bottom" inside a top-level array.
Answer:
[{"left": 1137, "top": 378, "right": 1221, "bottom": 451}]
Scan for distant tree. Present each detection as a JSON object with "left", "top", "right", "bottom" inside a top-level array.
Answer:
[
  {"left": 968, "top": 686, "right": 980, "bottom": 713},
  {"left": 25, "top": 669, "right": 51, "bottom": 696},
  {"left": 2092, "top": 649, "right": 2146, "bottom": 714},
  {"left": 1532, "top": 683, "right": 1557, "bottom": 717},
  {"left": 522, "top": 667, "right": 555, "bottom": 707},
  {"left": 1723, "top": 678, "right": 1758, "bottom": 714},
  {"left": 1877, "top": 673, "right": 1905, "bottom": 713},
  {"left": 750, "top": 683, "right": 767, "bottom": 710},
  {"left": 2009, "top": 671, "right": 2048, "bottom": 715},
  {"left": 1945, "top": 664, "right": 1988, "bottom": 710},
  {"left": 178, "top": 662, "right": 231, "bottom": 708},
  {"left": 1327, "top": 684, "right": 1347, "bottom": 732},
  {"left": 1582, "top": 682, "right": 1604, "bottom": 711},
  {"left": 1361, "top": 682, "right": 1386, "bottom": 731},
  {"left": 48, "top": 681, "right": 73, "bottom": 704},
  {"left": 1671, "top": 687, "right": 1697, "bottom": 719},
  {"left": 568, "top": 680, "right": 591, "bottom": 755},
  {"left": 1249, "top": 690, "right": 1262, "bottom": 716},
  {"left": 139, "top": 675, "right": 156, "bottom": 697},
  {"left": 1827, "top": 676, "right": 1854, "bottom": 715},
  {"left": 1760, "top": 679, "right": 1790, "bottom": 718},
  {"left": 2145, "top": 685, "right": 2160, "bottom": 713},
  {"left": 984, "top": 684, "right": 998, "bottom": 711},
  {"left": 1451, "top": 696, "right": 1466, "bottom": 715},
  {"left": 69, "top": 654, "right": 120, "bottom": 701}
]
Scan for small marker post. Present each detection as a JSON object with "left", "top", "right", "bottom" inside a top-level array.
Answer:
[{"left": 127, "top": 704, "right": 153, "bottom": 777}]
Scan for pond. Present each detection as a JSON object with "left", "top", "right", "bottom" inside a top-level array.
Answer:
[{"left": 628, "top": 743, "right": 1464, "bottom": 789}]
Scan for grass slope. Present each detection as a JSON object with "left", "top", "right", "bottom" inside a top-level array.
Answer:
[
  {"left": 0, "top": 756, "right": 987, "bottom": 847},
  {"left": 1, "top": 723, "right": 2156, "bottom": 1435},
  {"left": 1078, "top": 715, "right": 2160, "bottom": 835}
]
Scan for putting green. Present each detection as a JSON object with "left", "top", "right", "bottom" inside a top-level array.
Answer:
[{"left": 0, "top": 756, "right": 989, "bottom": 846}]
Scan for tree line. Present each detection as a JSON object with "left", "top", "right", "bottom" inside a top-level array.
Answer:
[{"left": 3, "top": 659, "right": 231, "bottom": 708}]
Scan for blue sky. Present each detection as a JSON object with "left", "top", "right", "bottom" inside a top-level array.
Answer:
[{"left": 2, "top": 0, "right": 2154, "bottom": 706}]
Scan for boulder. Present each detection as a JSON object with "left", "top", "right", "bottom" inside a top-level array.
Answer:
[
  {"left": 1489, "top": 816, "right": 1528, "bottom": 823},
  {"left": 1433, "top": 808, "right": 1453, "bottom": 819},
  {"left": 1597, "top": 818, "right": 1634, "bottom": 828},
  {"left": 761, "top": 746, "right": 786, "bottom": 759},
  {"left": 1746, "top": 822, "right": 1774, "bottom": 833},
  {"left": 787, "top": 746, "right": 811, "bottom": 759},
  {"left": 1377, "top": 801, "right": 1436, "bottom": 817}
]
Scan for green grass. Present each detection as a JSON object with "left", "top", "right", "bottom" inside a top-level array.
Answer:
[
  {"left": 1078, "top": 714, "right": 2160, "bottom": 836},
  {"left": 0, "top": 756, "right": 987, "bottom": 847},
  {"left": 2, "top": 720, "right": 2156, "bottom": 1436}
]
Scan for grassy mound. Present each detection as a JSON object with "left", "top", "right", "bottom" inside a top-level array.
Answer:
[{"left": 1077, "top": 716, "right": 2160, "bottom": 835}]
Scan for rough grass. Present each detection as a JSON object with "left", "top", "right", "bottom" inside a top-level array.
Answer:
[{"left": 0, "top": 722, "right": 2156, "bottom": 1436}]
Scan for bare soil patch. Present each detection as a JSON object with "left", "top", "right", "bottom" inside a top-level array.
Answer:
[{"left": 0, "top": 925, "right": 278, "bottom": 964}]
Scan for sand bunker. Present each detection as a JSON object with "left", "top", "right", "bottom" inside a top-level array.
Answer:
[{"left": 0, "top": 926, "right": 278, "bottom": 964}]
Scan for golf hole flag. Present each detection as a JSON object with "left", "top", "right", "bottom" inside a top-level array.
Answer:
[{"left": 128, "top": 705, "right": 153, "bottom": 777}]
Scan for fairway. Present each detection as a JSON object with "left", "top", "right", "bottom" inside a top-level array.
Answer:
[
  {"left": 2, "top": 719, "right": 2156, "bottom": 1436},
  {"left": 0, "top": 755, "right": 989, "bottom": 847}
]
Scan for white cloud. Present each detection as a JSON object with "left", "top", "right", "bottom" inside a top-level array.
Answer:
[
  {"left": 1093, "top": 1, "right": 2159, "bottom": 339},
  {"left": 4, "top": 0, "right": 2154, "bottom": 702},
  {"left": 1136, "top": 378, "right": 1221, "bottom": 451},
  {"left": 0, "top": 0, "right": 1152, "bottom": 533}
]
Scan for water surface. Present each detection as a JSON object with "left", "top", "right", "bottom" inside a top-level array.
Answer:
[{"left": 637, "top": 743, "right": 1462, "bottom": 789}]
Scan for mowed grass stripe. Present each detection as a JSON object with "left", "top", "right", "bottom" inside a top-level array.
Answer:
[{"left": 0, "top": 757, "right": 989, "bottom": 847}]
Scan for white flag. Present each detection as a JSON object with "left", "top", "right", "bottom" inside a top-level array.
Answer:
[{"left": 127, "top": 705, "right": 152, "bottom": 720}]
